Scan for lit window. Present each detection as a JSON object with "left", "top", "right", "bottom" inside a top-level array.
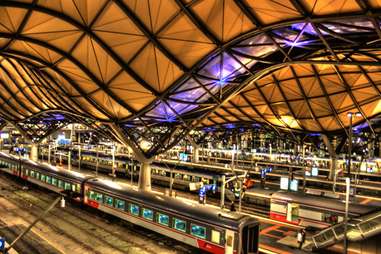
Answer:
[
  {"left": 115, "top": 199, "right": 125, "bottom": 210},
  {"left": 35, "top": 172, "right": 40, "bottom": 179},
  {"left": 211, "top": 230, "right": 221, "bottom": 244},
  {"left": 64, "top": 182, "right": 71, "bottom": 190},
  {"left": 173, "top": 218, "right": 186, "bottom": 232},
  {"left": 104, "top": 195, "right": 113, "bottom": 206},
  {"left": 46, "top": 176, "right": 52, "bottom": 184},
  {"left": 130, "top": 204, "right": 139, "bottom": 216},
  {"left": 58, "top": 180, "right": 64, "bottom": 189},
  {"left": 30, "top": 170, "right": 35, "bottom": 177},
  {"left": 157, "top": 213, "right": 169, "bottom": 226},
  {"left": 95, "top": 193, "right": 103, "bottom": 203},
  {"left": 191, "top": 224, "right": 206, "bottom": 239},
  {"left": 40, "top": 174, "right": 46, "bottom": 182},
  {"left": 52, "top": 178, "right": 58, "bottom": 186},
  {"left": 142, "top": 208, "right": 153, "bottom": 220},
  {"left": 89, "top": 190, "right": 97, "bottom": 200}
]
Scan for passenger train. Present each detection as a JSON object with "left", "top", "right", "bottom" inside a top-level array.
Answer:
[
  {"left": 0, "top": 152, "right": 259, "bottom": 254},
  {"left": 269, "top": 191, "right": 378, "bottom": 229}
]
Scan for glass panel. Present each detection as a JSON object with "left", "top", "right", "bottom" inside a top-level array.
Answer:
[
  {"left": 52, "top": 178, "right": 58, "bottom": 186},
  {"left": 115, "top": 199, "right": 125, "bottom": 210},
  {"left": 64, "top": 182, "right": 71, "bottom": 190},
  {"left": 95, "top": 192, "right": 103, "bottom": 203},
  {"left": 89, "top": 190, "right": 97, "bottom": 200},
  {"left": 158, "top": 213, "right": 169, "bottom": 226},
  {"left": 71, "top": 184, "right": 76, "bottom": 192},
  {"left": 76, "top": 184, "right": 81, "bottom": 193},
  {"left": 36, "top": 172, "right": 40, "bottom": 179},
  {"left": 191, "top": 224, "right": 206, "bottom": 239},
  {"left": 142, "top": 208, "right": 153, "bottom": 220},
  {"left": 46, "top": 176, "right": 52, "bottom": 184},
  {"left": 58, "top": 180, "right": 64, "bottom": 189},
  {"left": 130, "top": 204, "right": 139, "bottom": 216},
  {"left": 173, "top": 218, "right": 186, "bottom": 232},
  {"left": 40, "top": 174, "right": 46, "bottom": 182},
  {"left": 104, "top": 195, "right": 113, "bottom": 206},
  {"left": 211, "top": 230, "right": 221, "bottom": 244},
  {"left": 30, "top": 170, "right": 35, "bottom": 177}
]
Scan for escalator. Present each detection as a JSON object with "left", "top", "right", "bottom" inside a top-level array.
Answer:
[{"left": 303, "top": 210, "right": 381, "bottom": 251}]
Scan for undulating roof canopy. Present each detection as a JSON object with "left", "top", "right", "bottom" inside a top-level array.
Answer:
[{"left": 0, "top": 0, "right": 381, "bottom": 159}]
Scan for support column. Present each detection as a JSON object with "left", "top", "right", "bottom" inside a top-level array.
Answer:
[
  {"left": 193, "top": 146, "right": 199, "bottom": 163},
  {"left": 138, "top": 162, "right": 151, "bottom": 191},
  {"left": 322, "top": 135, "right": 337, "bottom": 180},
  {"left": 30, "top": 144, "right": 38, "bottom": 161}
]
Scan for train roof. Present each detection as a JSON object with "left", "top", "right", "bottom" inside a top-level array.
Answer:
[
  {"left": 271, "top": 191, "right": 379, "bottom": 216},
  {"left": 87, "top": 178, "right": 255, "bottom": 230}
]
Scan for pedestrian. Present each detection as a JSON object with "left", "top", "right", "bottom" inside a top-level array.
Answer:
[
  {"left": 230, "top": 201, "right": 236, "bottom": 212},
  {"left": 297, "top": 229, "right": 306, "bottom": 249}
]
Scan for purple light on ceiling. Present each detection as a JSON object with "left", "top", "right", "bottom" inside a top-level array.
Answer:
[
  {"left": 284, "top": 39, "right": 312, "bottom": 47},
  {"left": 147, "top": 101, "right": 197, "bottom": 122},
  {"left": 224, "top": 123, "right": 236, "bottom": 129}
]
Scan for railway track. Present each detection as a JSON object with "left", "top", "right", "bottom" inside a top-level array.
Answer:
[{"left": 0, "top": 174, "right": 203, "bottom": 254}]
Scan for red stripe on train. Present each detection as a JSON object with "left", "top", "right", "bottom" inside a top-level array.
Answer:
[
  {"left": 269, "top": 212, "right": 299, "bottom": 225},
  {"left": 86, "top": 200, "right": 99, "bottom": 209},
  {"left": 197, "top": 239, "right": 225, "bottom": 254}
]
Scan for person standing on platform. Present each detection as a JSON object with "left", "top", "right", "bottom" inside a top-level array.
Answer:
[{"left": 297, "top": 229, "right": 306, "bottom": 249}]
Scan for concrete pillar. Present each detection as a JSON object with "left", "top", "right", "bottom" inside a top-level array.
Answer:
[
  {"left": 30, "top": 144, "right": 38, "bottom": 161},
  {"left": 138, "top": 162, "right": 151, "bottom": 191},
  {"left": 368, "top": 138, "right": 375, "bottom": 158},
  {"left": 322, "top": 135, "right": 336, "bottom": 180},
  {"left": 192, "top": 146, "right": 199, "bottom": 163}
]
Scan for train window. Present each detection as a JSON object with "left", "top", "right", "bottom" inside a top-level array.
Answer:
[
  {"left": 142, "top": 208, "right": 153, "bottom": 220},
  {"left": 30, "top": 170, "right": 35, "bottom": 178},
  {"left": 46, "top": 176, "right": 52, "bottom": 184},
  {"left": 71, "top": 184, "right": 76, "bottom": 192},
  {"left": 130, "top": 204, "right": 139, "bottom": 216},
  {"left": 58, "top": 180, "right": 64, "bottom": 189},
  {"left": 64, "top": 182, "right": 71, "bottom": 190},
  {"left": 89, "top": 190, "right": 97, "bottom": 200},
  {"left": 157, "top": 213, "right": 169, "bottom": 226},
  {"left": 183, "top": 175, "right": 190, "bottom": 181},
  {"left": 76, "top": 184, "right": 81, "bottom": 193},
  {"left": 40, "top": 174, "right": 46, "bottom": 182},
  {"left": 193, "top": 176, "right": 200, "bottom": 182},
  {"left": 175, "top": 173, "right": 182, "bottom": 179},
  {"left": 173, "top": 218, "right": 186, "bottom": 232},
  {"left": 95, "top": 193, "right": 103, "bottom": 203},
  {"left": 52, "top": 178, "right": 58, "bottom": 186},
  {"left": 115, "top": 199, "right": 125, "bottom": 210},
  {"left": 226, "top": 235, "right": 233, "bottom": 247},
  {"left": 104, "top": 195, "right": 113, "bottom": 206},
  {"left": 211, "top": 230, "right": 221, "bottom": 244},
  {"left": 25, "top": 169, "right": 29, "bottom": 176},
  {"left": 191, "top": 224, "right": 206, "bottom": 239}
]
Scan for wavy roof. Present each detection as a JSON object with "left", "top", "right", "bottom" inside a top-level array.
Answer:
[{"left": 0, "top": 0, "right": 380, "bottom": 158}]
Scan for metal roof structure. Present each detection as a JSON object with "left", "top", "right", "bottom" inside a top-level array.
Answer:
[{"left": 0, "top": 0, "right": 381, "bottom": 159}]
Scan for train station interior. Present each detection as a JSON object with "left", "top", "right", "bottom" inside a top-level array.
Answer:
[{"left": 0, "top": 0, "right": 381, "bottom": 253}]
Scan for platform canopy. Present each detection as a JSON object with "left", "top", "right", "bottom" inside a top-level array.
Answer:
[{"left": 0, "top": 0, "right": 381, "bottom": 158}]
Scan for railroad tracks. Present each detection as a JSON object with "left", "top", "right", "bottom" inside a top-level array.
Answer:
[{"left": 0, "top": 174, "right": 201, "bottom": 254}]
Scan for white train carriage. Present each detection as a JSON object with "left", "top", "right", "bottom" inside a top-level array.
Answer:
[
  {"left": 270, "top": 191, "right": 378, "bottom": 229},
  {"left": 84, "top": 178, "right": 259, "bottom": 254}
]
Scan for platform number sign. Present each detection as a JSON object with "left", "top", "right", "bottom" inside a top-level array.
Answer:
[{"left": 0, "top": 237, "right": 4, "bottom": 252}]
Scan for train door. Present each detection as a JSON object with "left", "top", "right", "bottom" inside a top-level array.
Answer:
[
  {"left": 225, "top": 229, "right": 235, "bottom": 254},
  {"left": 241, "top": 223, "right": 259, "bottom": 254},
  {"left": 286, "top": 203, "right": 299, "bottom": 223}
]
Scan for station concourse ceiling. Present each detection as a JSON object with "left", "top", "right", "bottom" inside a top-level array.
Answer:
[{"left": 0, "top": 0, "right": 381, "bottom": 158}]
